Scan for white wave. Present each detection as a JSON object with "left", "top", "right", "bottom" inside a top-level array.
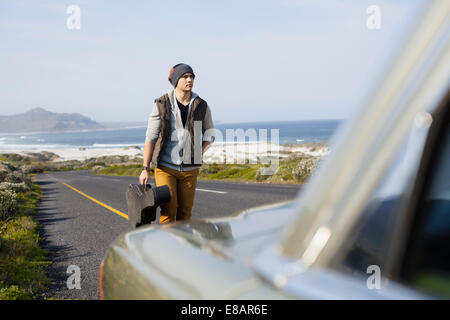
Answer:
[
  {"left": 92, "top": 143, "right": 144, "bottom": 148},
  {"left": 211, "top": 140, "right": 277, "bottom": 146},
  {"left": 0, "top": 144, "right": 73, "bottom": 150},
  {"left": 0, "top": 142, "right": 145, "bottom": 150}
]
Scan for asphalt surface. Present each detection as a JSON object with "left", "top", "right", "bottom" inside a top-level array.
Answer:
[{"left": 34, "top": 170, "right": 301, "bottom": 300}]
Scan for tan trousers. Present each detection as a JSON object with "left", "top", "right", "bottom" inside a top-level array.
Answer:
[{"left": 154, "top": 165, "right": 199, "bottom": 224}]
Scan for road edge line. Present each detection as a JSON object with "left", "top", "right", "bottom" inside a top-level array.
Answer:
[{"left": 62, "top": 182, "right": 129, "bottom": 220}]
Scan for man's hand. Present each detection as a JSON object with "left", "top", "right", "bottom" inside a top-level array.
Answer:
[
  {"left": 140, "top": 141, "right": 155, "bottom": 186},
  {"left": 202, "top": 141, "right": 211, "bottom": 156},
  {"left": 139, "top": 169, "right": 150, "bottom": 186}
]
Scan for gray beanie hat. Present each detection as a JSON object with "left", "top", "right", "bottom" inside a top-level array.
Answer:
[{"left": 168, "top": 63, "right": 195, "bottom": 87}]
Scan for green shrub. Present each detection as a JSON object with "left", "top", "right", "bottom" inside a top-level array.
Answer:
[
  {"left": 0, "top": 184, "right": 50, "bottom": 300},
  {"left": 254, "top": 168, "right": 270, "bottom": 181},
  {"left": 199, "top": 163, "right": 220, "bottom": 175},
  {"left": 202, "top": 165, "right": 258, "bottom": 180},
  {"left": 0, "top": 285, "right": 31, "bottom": 300},
  {"left": 0, "top": 189, "right": 18, "bottom": 221},
  {"left": 95, "top": 164, "right": 145, "bottom": 177},
  {"left": 0, "top": 182, "right": 29, "bottom": 193},
  {"left": 292, "top": 156, "right": 319, "bottom": 182}
]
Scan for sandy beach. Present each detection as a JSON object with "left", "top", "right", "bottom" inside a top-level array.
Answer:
[{"left": 0, "top": 142, "right": 329, "bottom": 163}]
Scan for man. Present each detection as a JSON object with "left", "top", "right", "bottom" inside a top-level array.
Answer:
[{"left": 139, "top": 63, "right": 214, "bottom": 224}]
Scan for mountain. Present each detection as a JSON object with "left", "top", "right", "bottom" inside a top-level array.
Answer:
[{"left": 0, "top": 108, "right": 104, "bottom": 133}]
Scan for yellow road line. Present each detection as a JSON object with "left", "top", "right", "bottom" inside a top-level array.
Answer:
[{"left": 62, "top": 182, "right": 129, "bottom": 220}]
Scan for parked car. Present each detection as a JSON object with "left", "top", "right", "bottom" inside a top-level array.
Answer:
[{"left": 100, "top": 0, "right": 450, "bottom": 299}]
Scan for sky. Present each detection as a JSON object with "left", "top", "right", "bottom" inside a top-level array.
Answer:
[{"left": 0, "top": 0, "right": 427, "bottom": 123}]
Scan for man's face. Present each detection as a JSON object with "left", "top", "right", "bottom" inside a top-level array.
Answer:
[{"left": 176, "top": 73, "right": 194, "bottom": 91}]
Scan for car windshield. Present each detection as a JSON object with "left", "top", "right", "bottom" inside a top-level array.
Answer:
[{"left": 277, "top": 0, "right": 449, "bottom": 264}]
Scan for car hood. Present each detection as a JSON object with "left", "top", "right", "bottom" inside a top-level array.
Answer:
[
  {"left": 102, "top": 200, "right": 299, "bottom": 299},
  {"left": 130, "top": 200, "right": 297, "bottom": 259}
]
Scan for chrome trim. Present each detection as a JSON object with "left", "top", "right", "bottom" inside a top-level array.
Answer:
[{"left": 252, "top": 245, "right": 432, "bottom": 299}]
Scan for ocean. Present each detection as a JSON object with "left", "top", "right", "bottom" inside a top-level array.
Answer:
[{"left": 0, "top": 120, "right": 342, "bottom": 150}]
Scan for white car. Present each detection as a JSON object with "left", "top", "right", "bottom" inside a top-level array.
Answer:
[{"left": 100, "top": 0, "right": 450, "bottom": 300}]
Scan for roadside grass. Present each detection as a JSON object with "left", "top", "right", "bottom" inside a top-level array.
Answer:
[
  {"left": 199, "top": 163, "right": 258, "bottom": 181},
  {"left": 1, "top": 150, "right": 320, "bottom": 184},
  {"left": 94, "top": 163, "right": 145, "bottom": 177},
  {"left": 0, "top": 184, "right": 51, "bottom": 300},
  {"left": 0, "top": 152, "right": 137, "bottom": 174},
  {"left": 93, "top": 156, "right": 318, "bottom": 184}
]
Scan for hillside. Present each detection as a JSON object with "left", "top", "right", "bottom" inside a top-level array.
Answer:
[{"left": 0, "top": 108, "right": 103, "bottom": 133}]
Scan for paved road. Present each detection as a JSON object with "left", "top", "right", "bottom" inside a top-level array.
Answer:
[{"left": 34, "top": 170, "right": 301, "bottom": 300}]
